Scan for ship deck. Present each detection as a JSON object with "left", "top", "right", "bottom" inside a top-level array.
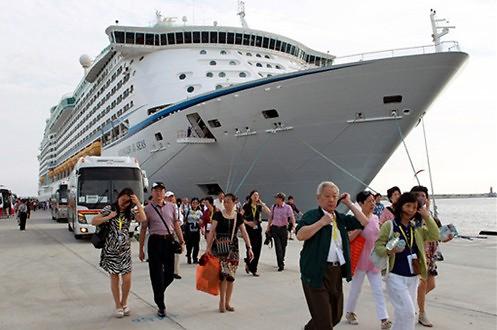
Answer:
[{"left": 0, "top": 211, "right": 495, "bottom": 329}]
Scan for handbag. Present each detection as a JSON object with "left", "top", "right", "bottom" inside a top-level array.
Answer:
[
  {"left": 349, "top": 234, "right": 366, "bottom": 275},
  {"left": 214, "top": 216, "right": 237, "bottom": 256},
  {"left": 370, "top": 221, "right": 394, "bottom": 271},
  {"left": 151, "top": 204, "right": 182, "bottom": 254},
  {"left": 196, "top": 253, "right": 221, "bottom": 296},
  {"left": 91, "top": 224, "right": 109, "bottom": 249}
]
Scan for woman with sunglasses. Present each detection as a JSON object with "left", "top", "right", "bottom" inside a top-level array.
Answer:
[{"left": 92, "top": 188, "right": 146, "bottom": 318}]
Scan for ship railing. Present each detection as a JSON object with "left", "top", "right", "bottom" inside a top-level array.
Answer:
[{"left": 333, "top": 41, "right": 460, "bottom": 65}]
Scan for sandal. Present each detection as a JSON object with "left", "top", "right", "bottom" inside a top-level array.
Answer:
[
  {"left": 225, "top": 305, "right": 235, "bottom": 312},
  {"left": 345, "top": 312, "right": 359, "bottom": 325},
  {"left": 114, "top": 308, "right": 124, "bottom": 318},
  {"left": 122, "top": 305, "right": 130, "bottom": 316},
  {"left": 381, "top": 319, "right": 392, "bottom": 329},
  {"left": 418, "top": 313, "right": 433, "bottom": 327}
]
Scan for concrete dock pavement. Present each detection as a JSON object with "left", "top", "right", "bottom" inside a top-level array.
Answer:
[{"left": 0, "top": 211, "right": 495, "bottom": 330}]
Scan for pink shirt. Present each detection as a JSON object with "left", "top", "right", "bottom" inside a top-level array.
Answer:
[
  {"left": 144, "top": 201, "right": 177, "bottom": 235},
  {"left": 356, "top": 215, "right": 380, "bottom": 272},
  {"left": 379, "top": 207, "right": 394, "bottom": 225},
  {"left": 271, "top": 203, "right": 293, "bottom": 227}
]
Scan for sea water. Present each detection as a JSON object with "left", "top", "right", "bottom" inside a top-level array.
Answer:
[{"left": 431, "top": 198, "right": 496, "bottom": 236}]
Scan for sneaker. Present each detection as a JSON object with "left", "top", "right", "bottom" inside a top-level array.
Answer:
[
  {"left": 345, "top": 312, "right": 359, "bottom": 325},
  {"left": 173, "top": 274, "right": 182, "bottom": 279},
  {"left": 122, "top": 305, "right": 130, "bottom": 316},
  {"left": 157, "top": 309, "right": 166, "bottom": 318},
  {"left": 381, "top": 319, "right": 392, "bottom": 329},
  {"left": 115, "top": 308, "right": 124, "bottom": 318},
  {"left": 418, "top": 312, "right": 433, "bottom": 327},
  {"left": 277, "top": 267, "right": 284, "bottom": 272}
]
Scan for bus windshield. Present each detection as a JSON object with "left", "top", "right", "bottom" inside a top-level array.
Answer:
[
  {"left": 58, "top": 185, "right": 68, "bottom": 204},
  {"left": 78, "top": 167, "right": 143, "bottom": 209}
]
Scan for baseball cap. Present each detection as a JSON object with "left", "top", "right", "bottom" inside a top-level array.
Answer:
[
  {"left": 165, "top": 191, "right": 175, "bottom": 198},
  {"left": 152, "top": 182, "right": 166, "bottom": 190},
  {"left": 274, "top": 192, "right": 286, "bottom": 200}
]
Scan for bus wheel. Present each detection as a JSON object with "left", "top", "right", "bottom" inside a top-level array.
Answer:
[{"left": 75, "top": 234, "right": 83, "bottom": 240}]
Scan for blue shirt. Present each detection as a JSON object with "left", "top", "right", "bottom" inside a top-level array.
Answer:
[{"left": 391, "top": 221, "right": 419, "bottom": 277}]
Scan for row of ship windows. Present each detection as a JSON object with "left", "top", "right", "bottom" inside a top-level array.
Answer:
[
  {"left": 58, "top": 82, "right": 133, "bottom": 156},
  {"left": 58, "top": 74, "right": 130, "bottom": 150},
  {"left": 65, "top": 65, "right": 126, "bottom": 140},
  {"left": 179, "top": 71, "right": 249, "bottom": 80},
  {"left": 58, "top": 100, "right": 134, "bottom": 164},
  {"left": 112, "top": 30, "right": 332, "bottom": 66},
  {"left": 199, "top": 49, "right": 272, "bottom": 59}
]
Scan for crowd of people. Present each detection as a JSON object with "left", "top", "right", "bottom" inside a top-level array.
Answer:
[{"left": 88, "top": 180, "right": 451, "bottom": 329}]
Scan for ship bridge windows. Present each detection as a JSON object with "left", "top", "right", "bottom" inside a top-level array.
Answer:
[
  {"left": 175, "top": 32, "right": 183, "bottom": 44},
  {"left": 125, "top": 32, "right": 134, "bottom": 44},
  {"left": 135, "top": 33, "right": 144, "bottom": 45},
  {"left": 184, "top": 32, "right": 192, "bottom": 43},
  {"left": 167, "top": 33, "right": 175, "bottom": 45},
  {"left": 160, "top": 34, "right": 167, "bottom": 45},
  {"left": 218, "top": 32, "right": 226, "bottom": 43},
  {"left": 210, "top": 31, "right": 218, "bottom": 43},
  {"left": 227, "top": 32, "right": 235, "bottom": 44},
  {"left": 114, "top": 31, "right": 124, "bottom": 43},
  {"left": 263, "top": 37, "right": 269, "bottom": 48},
  {"left": 145, "top": 33, "right": 154, "bottom": 45},
  {"left": 235, "top": 33, "right": 243, "bottom": 45},
  {"left": 243, "top": 34, "right": 250, "bottom": 45},
  {"left": 202, "top": 32, "right": 209, "bottom": 43},
  {"left": 190, "top": 31, "right": 199, "bottom": 43}
]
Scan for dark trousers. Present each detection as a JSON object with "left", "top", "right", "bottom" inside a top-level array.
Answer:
[
  {"left": 271, "top": 225, "right": 288, "bottom": 268},
  {"left": 19, "top": 213, "right": 27, "bottom": 230},
  {"left": 302, "top": 265, "right": 343, "bottom": 330},
  {"left": 244, "top": 225, "right": 262, "bottom": 273},
  {"left": 148, "top": 235, "right": 175, "bottom": 311},
  {"left": 185, "top": 231, "right": 200, "bottom": 262}
]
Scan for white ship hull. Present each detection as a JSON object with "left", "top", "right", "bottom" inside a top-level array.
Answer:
[{"left": 103, "top": 51, "right": 467, "bottom": 209}]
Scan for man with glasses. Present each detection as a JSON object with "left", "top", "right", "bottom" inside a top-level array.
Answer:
[{"left": 139, "top": 182, "right": 185, "bottom": 317}]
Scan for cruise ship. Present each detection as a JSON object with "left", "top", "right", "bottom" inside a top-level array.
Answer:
[{"left": 38, "top": 8, "right": 467, "bottom": 209}]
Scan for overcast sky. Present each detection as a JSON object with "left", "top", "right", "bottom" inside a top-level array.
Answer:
[{"left": 0, "top": 0, "right": 495, "bottom": 197}]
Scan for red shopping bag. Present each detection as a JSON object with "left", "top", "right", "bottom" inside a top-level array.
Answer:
[
  {"left": 349, "top": 235, "right": 366, "bottom": 276},
  {"left": 196, "top": 253, "right": 221, "bottom": 296}
]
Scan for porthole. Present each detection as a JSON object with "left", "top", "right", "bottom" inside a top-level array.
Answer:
[
  {"left": 256, "top": 63, "right": 262, "bottom": 67},
  {"left": 200, "top": 50, "right": 207, "bottom": 54},
  {"left": 179, "top": 73, "right": 186, "bottom": 80},
  {"left": 248, "top": 62, "right": 253, "bottom": 65},
  {"left": 275, "top": 65, "right": 282, "bottom": 69},
  {"left": 246, "top": 52, "right": 252, "bottom": 56},
  {"left": 209, "top": 60, "right": 217, "bottom": 65},
  {"left": 219, "top": 72, "right": 226, "bottom": 77},
  {"left": 265, "top": 55, "right": 270, "bottom": 59},
  {"left": 215, "top": 84, "right": 223, "bottom": 90},
  {"left": 220, "top": 50, "right": 227, "bottom": 55},
  {"left": 403, "top": 108, "right": 411, "bottom": 115},
  {"left": 187, "top": 86, "right": 195, "bottom": 93},
  {"left": 206, "top": 72, "right": 213, "bottom": 78},
  {"left": 239, "top": 72, "right": 247, "bottom": 78},
  {"left": 229, "top": 60, "right": 237, "bottom": 65},
  {"left": 267, "top": 74, "right": 273, "bottom": 77},
  {"left": 256, "top": 53, "right": 261, "bottom": 58},
  {"left": 237, "top": 51, "right": 243, "bottom": 55},
  {"left": 267, "top": 64, "right": 272, "bottom": 68}
]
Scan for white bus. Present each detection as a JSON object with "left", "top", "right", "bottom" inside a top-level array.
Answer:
[
  {"left": 67, "top": 156, "right": 148, "bottom": 239},
  {"left": 50, "top": 182, "right": 69, "bottom": 222}
]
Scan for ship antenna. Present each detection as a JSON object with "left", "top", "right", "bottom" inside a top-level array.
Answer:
[
  {"left": 430, "top": 9, "right": 455, "bottom": 52},
  {"left": 237, "top": 1, "right": 249, "bottom": 29}
]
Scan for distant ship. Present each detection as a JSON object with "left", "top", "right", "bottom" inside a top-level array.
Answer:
[{"left": 38, "top": 8, "right": 467, "bottom": 208}]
